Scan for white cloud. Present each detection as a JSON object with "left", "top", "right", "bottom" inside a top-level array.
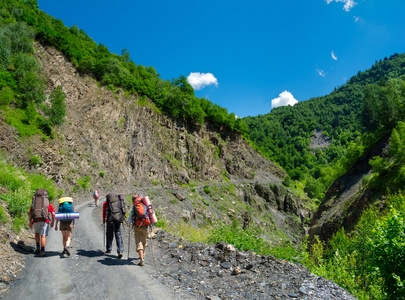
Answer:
[
  {"left": 331, "top": 51, "right": 337, "bottom": 60},
  {"left": 187, "top": 72, "right": 218, "bottom": 90},
  {"left": 326, "top": 0, "right": 357, "bottom": 12},
  {"left": 354, "top": 16, "right": 359, "bottom": 22},
  {"left": 316, "top": 68, "right": 326, "bottom": 77},
  {"left": 271, "top": 91, "right": 298, "bottom": 109}
]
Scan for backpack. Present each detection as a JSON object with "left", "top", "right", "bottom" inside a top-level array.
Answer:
[
  {"left": 93, "top": 190, "right": 100, "bottom": 199},
  {"left": 132, "top": 194, "right": 151, "bottom": 227},
  {"left": 106, "top": 193, "right": 125, "bottom": 223},
  {"left": 118, "top": 194, "right": 126, "bottom": 215},
  {"left": 31, "top": 189, "right": 50, "bottom": 222},
  {"left": 59, "top": 200, "right": 74, "bottom": 222}
]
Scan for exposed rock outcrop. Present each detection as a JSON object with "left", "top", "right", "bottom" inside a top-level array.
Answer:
[
  {"left": 309, "top": 134, "right": 391, "bottom": 243},
  {"left": 22, "top": 43, "right": 284, "bottom": 193},
  {"left": 0, "top": 42, "right": 306, "bottom": 242}
]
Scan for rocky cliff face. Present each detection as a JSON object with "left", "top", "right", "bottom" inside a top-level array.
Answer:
[
  {"left": 35, "top": 43, "right": 285, "bottom": 192},
  {"left": 0, "top": 43, "right": 310, "bottom": 243}
]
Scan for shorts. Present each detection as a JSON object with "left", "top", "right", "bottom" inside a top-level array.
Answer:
[
  {"left": 134, "top": 226, "right": 148, "bottom": 251},
  {"left": 60, "top": 221, "right": 73, "bottom": 231},
  {"left": 33, "top": 222, "right": 50, "bottom": 236}
]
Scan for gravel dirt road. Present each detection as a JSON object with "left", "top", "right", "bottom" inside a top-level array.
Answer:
[{"left": 4, "top": 199, "right": 187, "bottom": 300}]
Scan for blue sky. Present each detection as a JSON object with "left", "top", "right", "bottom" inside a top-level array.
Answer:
[{"left": 37, "top": 0, "right": 405, "bottom": 118}]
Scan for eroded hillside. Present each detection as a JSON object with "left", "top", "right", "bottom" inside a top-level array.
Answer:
[{"left": 0, "top": 43, "right": 310, "bottom": 243}]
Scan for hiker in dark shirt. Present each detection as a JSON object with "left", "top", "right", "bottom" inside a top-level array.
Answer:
[{"left": 102, "top": 193, "right": 124, "bottom": 259}]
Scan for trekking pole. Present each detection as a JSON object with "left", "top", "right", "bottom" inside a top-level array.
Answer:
[
  {"left": 127, "top": 224, "right": 131, "bottom": 260},
  {"left": 150, "top": 225, "right": 155, "bottom": 264},
  {"left": 103, "top": 222, "right": 105, "bottom": 250}
]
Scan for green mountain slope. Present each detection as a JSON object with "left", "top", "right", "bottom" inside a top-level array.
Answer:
[
  {"left": 0, "top": 0, "right": 247, "bottom": 136},
  {"left": 243, "top": 53, "right": 405, "bottom": 199}
]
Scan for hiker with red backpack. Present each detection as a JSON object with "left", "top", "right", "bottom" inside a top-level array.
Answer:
[
  {"left": 129, "top": 194, "right": 157, "bottom": 266},
  {"left": 103, "top": 193, "right": 126, "bottom": 259},
  {"left": 55, "top": 197, "right": 75, "bottom": 256},
  {"left": 28, "top": 189, "right": 55, "bottom": 257},
  {"left": 93, "top": 190, "right": 100, "bottom": 207}
]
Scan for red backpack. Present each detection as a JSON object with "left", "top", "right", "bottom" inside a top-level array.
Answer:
[{"left": 132, "top": 195, "right": 151, "bottom": 227}]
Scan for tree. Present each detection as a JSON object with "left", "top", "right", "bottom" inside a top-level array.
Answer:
[
  {"left": 172, "top": 75, "right": 194, "bottom": 96},
  {"left": 48, "top": 86, "right": 66, "bottom": 126},
  {"left": 121, "top": 48, "right": 131, "bottom": 62}
]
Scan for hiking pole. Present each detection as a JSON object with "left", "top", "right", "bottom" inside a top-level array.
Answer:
[
  {"left": 103, "top": 222, "right": 105, "bottom": 250},
  {"left": 127, "top": 223, "right": 131, "bottom": 261},
  {"left": 149, "top": 225, "right": 155, "bottom": 264}
]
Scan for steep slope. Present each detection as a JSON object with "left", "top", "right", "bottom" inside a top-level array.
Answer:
[
  {"left": 0, "top": 42, "right": 309, "bottom": 244},
  {"left": 308, "top": 134, "right": 391, "bottom": 243},
  {"left": 1, "top": 43, "right": 282, "bottom": 190}
]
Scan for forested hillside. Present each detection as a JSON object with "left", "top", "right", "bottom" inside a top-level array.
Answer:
[
  {"left": 244, "top": 53, "right": 405, "bottom": 199},
  {"left": 0, "top": 0, "right": 247, "bottom": 137}
]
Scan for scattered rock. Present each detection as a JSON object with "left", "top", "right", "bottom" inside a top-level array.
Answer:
[
  {"left": 151, "top": 229, "right": 357, "bottom": 300},
  {"left": 232, "top": 266, "right": 242, "bottom": 275}
]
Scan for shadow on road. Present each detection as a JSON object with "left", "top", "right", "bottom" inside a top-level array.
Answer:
[
  {"left": 97, "top": 256, "right": 138, "bottom": 266},
  {"left": 32, "top": 251, "right": 60, "bottom": 258},
  {"left": 76, "top": 249, "right": 105, "bottom": 258},
  {"left": 10, "top": 242, "right": 35, "bottom": 255}
]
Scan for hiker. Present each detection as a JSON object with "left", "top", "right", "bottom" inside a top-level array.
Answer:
[
  {"left": 103, "top": 193, "right": 126, "bottom": 259},
  {"left": 130, "top": 194, "right": 156, "bottom": 266},
  {"left": 28, "top": 189, "right": 55, "bottom": 257},
  {"left": 93, "top": 190, "right": 100, "bottom": 207},
  {"left": 55, "top": 197, "right": 75, "bottom": 256}
]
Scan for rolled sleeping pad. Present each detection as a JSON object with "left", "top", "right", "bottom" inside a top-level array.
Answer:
[
  {"left": 142, "top": 196, "right": 157, "bottom": 224},
  {"left": 55, "top": 212, "right": 80, "bottom": 220}
]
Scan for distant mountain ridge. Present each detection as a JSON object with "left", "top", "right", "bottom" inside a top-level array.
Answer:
[{"left": 243, "top": 52, "right": 405, "bottom": 198}]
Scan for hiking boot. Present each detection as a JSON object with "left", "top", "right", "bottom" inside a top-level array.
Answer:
[
  {"left": 65, "top": 247, "right": 70, "bottom": 256},
  {"left": 62, "top": 248, "right": 66, "bottom": 255},
  {"left": 40, "top": 250, "right": 47, "bottom": 257},
  {"left": 35, "top": 248, "right": 40, "bottom": 254},
  {"left": 138, "top": 260, "right": 144, "bottom": 266},
  {"left": 105, "top": 250, "right": 111, "bottom": 254},
  {"left": 118, "top": 253, "right": 123, "bottom": 259}
]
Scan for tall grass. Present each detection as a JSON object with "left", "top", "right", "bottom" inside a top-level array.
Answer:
[
  {"left": 0, "top": 153, "right": 60, "bottom": 232},
  {"left": 298, "top": 192, "right": 405, "bottom": 300},
  {"left": 202, "top": 193, "right": 405, "bottom": 299}
]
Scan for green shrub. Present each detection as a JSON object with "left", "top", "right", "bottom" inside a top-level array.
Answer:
[
  {"left": 0, "top": 86, "right": 14, "bottom": 106},
  {"left": 29, "top": 154, "right": 41, "bottom": 166},
  {"left": 203, "top": 185, "right": 211, "bottom": 194},
  {"left": 366, "top": 207, "right": 405, "bottom": 298},
  {"left": 0, "top": 206, "right": 8, "bottom": 223},
  {"left": 0, "top": 153, "right": 58, "bottom": 220},
  {"left": 12, "top": 215, "right": 26, "bottom": 233},
  {"left": 4, "top": 108, "right": 42, "bottom": 137},
  {"left": 77, "top": 176, "right": 91, "bottom": 190},
  {"left": 48, "top": 85, "right": 66, "bottom": 126},
  {"left": 208, "top": 220, "right": 270, "bottom": 254},
  {"left": 118, "top": 118, "right": 125, "bottom": 128},
  {"left": 99, "top": 171, "right": 105, "bottom": 178}
]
